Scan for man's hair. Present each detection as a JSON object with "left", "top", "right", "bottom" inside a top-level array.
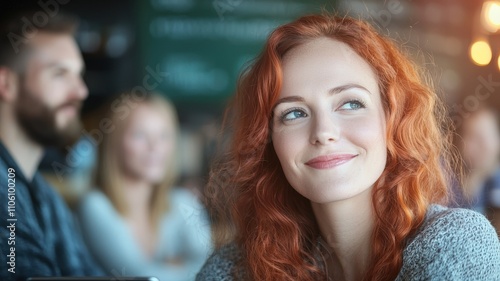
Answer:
[{"left": 0, "top": 10, "right": 78, "bottom": 70}]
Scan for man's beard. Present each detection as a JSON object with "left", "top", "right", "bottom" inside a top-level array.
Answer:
[{"left": 15, "top": 87, "right": 83, "bottom": 148}]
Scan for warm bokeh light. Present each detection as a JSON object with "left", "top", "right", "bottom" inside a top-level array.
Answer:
[
  {"left": 498, "top": 54, "right": 500, "bottom": 71},
  {"left": 470, "top": 40, "right": 493, "bottom": 66},
  {"left": 482, "top": 1, "right": 500, "bottom": 32}
]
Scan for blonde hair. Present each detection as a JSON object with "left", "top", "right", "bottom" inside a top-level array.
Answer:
[{"left": 95, "top": 92, "right": 179, "bottom": 228}]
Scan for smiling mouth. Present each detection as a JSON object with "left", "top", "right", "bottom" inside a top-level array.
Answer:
[{"left": 305, "top": 154, "right": 358, "bottom": 169}]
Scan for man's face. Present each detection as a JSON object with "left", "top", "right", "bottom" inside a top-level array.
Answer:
[{"left": 15, "top": 32, "right": 87, "bottom": 148}]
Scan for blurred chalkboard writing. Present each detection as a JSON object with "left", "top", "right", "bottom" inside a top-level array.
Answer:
[{"left": 137, "top": 0, "right": 334, "bottom": 106}]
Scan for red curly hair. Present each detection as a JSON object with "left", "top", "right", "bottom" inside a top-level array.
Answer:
[{"left": 206, "top": 14, "right": 458, "bottom": 280}]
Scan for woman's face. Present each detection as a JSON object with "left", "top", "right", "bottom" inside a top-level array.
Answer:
[
  {"left": 271, "top": 38, "right": 387, "bottom": 204},
  {"left": 461, "top": 110, "right": 500, "bottom": 172},
  {"left": 121, "top": 104, "right": 175, "bottom": 184}
]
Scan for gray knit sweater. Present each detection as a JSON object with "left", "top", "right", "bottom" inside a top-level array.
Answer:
[{"left": 196, "top": 205, "right": 500, "bottom": 280}]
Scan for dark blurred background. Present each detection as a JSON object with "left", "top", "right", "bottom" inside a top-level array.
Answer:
[{"left": 1, "top": 0, "right": 498, "bottom": 206}]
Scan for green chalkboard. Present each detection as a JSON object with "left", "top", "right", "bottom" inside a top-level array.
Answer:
[{"left": 136, "top": 0, "right": 335, "bottom": 106}]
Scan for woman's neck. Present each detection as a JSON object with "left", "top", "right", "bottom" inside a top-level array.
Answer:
[
  {"left": 121, "top": 175, "right": 154, "bottom": 218},
  {"left": 464, "top": 165, "right": 499, "bottom": 199},
  {"left": 311, "top": 187, "right": 374, "bottom": 281},
  {"left": 120, "top": 176, "right": 158, "bottom": 258}
]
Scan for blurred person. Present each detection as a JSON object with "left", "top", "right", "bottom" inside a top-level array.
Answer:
[
  {"left": 458, "top": 106, "right": 500, "bottom": 233},
  {"left": 0, "top": 10, "right": 103, "bottom": 281},
  {"left": 197, "top": 14, "right": 500, "bottom": 281},
  {"left": 78, "top": 93, "right": 212, "bottom": 281}
]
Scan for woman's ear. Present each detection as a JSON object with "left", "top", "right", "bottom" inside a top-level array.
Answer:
[{"left": 0, "top": 67, "right": 18, "bottom": 103}]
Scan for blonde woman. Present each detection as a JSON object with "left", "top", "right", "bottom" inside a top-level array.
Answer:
[{"left": 78, "top": 93, "right": 211, "bottom": 281}]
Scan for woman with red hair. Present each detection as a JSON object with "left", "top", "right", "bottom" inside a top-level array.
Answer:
[{"left": 197, "top": 14, "right": 500, "bottom": 280}]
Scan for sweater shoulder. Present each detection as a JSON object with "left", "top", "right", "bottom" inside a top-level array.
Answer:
[
  {"left": 415, "top": 204, "right": 497, "bottom": 241},
  {"left": 78, "top": 190, "right": 115, "bottom": 215},
  {"left": 399, "top": 205, "right": 500, "bottom": 280},
  {"left": 196, "top": 242, "right": 246, "bottom": 281}
]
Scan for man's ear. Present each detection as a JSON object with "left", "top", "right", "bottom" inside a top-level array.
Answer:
[{"left": 0, "top": 67, "right": 18, "bottom": 103}]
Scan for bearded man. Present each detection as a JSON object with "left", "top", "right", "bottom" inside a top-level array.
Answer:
[{"left": 0, "top": 10, "right": 103, "bottom": 280}]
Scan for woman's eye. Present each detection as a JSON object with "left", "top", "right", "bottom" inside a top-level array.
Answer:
[
  {"left": 339, "top": 100, "right": 366, "bottom": 110},
  {"left": 281, "top": 109, "right": 307, "bottom": 121},
  {"left": 52, "top": 68, "right": 68, "bottom": 77}
]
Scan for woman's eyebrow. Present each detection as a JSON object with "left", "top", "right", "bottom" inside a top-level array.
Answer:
[
  {"left": 273, "top": 96, "right": 305, "bottom": 108},
  {"left": 328, "top": 83, "right": 371, "bottom": 95},
  {"left": 273, "top": 83, "right": 371, "bottom": 110}
]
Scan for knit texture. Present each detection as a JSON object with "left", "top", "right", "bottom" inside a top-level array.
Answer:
[{"left": 196, "top": 205, "right": 500, "bottom": 280}]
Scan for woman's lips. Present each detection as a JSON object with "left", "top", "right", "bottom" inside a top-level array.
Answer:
[{"left": 305, "top": 154, "right": 357, "bottom": 169}]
